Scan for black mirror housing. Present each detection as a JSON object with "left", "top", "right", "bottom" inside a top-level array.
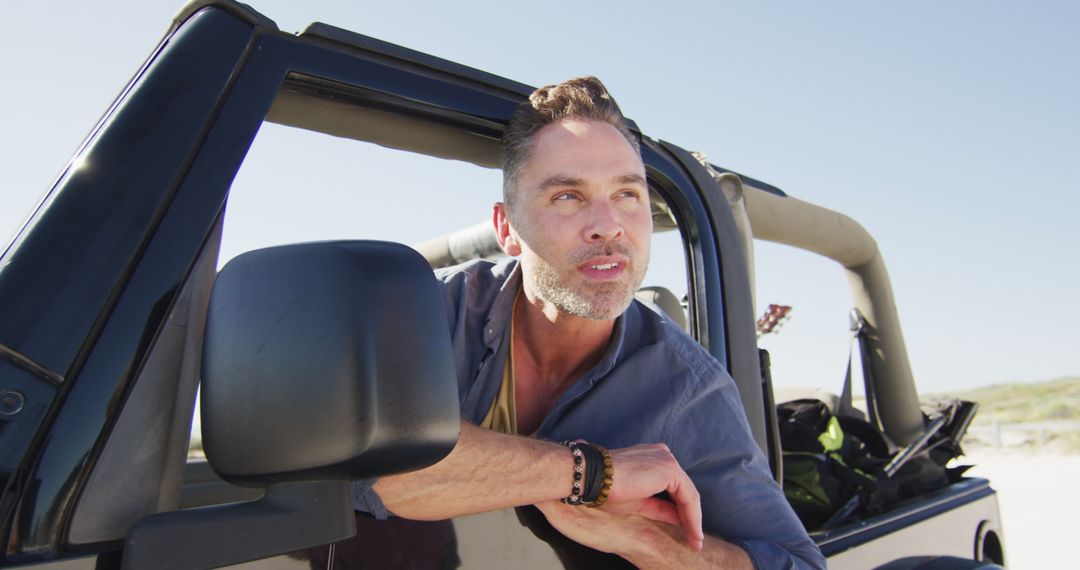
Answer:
[{"left": 201, "top": 240, "right": 459, "bottom": 485}]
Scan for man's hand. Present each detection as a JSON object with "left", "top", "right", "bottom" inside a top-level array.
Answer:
[
  {"left": 535, "top": 501, "right": 753, "bottom": 569},
  {"left": 602, "top": 443, "right": 704, "bottom": 550},
  {"left": 535, "top": 500, "right": 664, "bottom": 559}
]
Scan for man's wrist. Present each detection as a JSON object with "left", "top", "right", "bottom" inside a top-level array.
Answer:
[
  {"left": 538, "top": 436, "right": 582, "bottom": 504},
  {"left": 558, "top": 441, "right": 613, "bottom": 506}
]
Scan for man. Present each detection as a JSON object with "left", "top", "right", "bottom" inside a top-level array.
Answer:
[{"left": 356, "top": 77, "right": 824, "bottom": 569}]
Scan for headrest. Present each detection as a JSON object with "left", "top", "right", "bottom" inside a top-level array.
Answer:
[{"left": 635, "top": 286, "right": 688, "bottom": 332}]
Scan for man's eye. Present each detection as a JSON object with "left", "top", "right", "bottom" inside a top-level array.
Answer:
[
  {"left": 554, "top": 192, "right": 580, "bottom": 202},
  {"left": 617, "top": 190, "right": 641, "bottom": 200}
]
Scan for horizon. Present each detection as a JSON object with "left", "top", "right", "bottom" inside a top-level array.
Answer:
[{"left": 2, "top": 1, "right": 1077, "bottom": 393}]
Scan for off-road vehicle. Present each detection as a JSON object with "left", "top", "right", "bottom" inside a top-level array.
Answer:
[{"left": 0, "top": 1, "right": 1005, "bottom": 567}]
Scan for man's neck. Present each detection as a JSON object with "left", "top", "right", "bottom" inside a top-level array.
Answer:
[
  {"left": 514, "top": 289, "right": 615, "bottom": 380},
  {"left": 511, "top": 288, "right": 615, "bottom": 435}
]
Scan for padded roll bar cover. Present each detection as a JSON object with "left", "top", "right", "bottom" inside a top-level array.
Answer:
[{"left": 201, "top": 241, "right": 459, "bottom": 485}]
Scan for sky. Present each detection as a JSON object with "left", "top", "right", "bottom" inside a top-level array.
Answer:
[{"left": 1, "top": 1, "right": 1077, "bottom": 394}]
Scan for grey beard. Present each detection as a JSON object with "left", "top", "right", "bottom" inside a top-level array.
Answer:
[{"left": 524, "top": 244, "right": 647, "bottom": 321}]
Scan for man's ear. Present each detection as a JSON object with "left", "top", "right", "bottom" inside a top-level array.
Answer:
[{"left": 493, "top": 202, "right": 522, "bottom": 257}]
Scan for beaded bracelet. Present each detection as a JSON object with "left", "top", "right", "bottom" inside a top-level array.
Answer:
[
  {"left": 561, "top": 442, "right": 586, "bottom": 505},
  {"left": 560, "top": 441, "right": 615, "bottom": 507}
]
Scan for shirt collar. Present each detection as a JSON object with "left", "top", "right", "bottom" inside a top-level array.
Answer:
[
  {"left": 482, "top": 258, "right": 522, "bottom": 348},
  {"left": 588, "top": 310, "right": 626, "bottom": 381}
]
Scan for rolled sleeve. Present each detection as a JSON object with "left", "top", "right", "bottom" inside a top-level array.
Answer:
[{"left": 351, "top": 479, "right": 390, "bottom": 520}]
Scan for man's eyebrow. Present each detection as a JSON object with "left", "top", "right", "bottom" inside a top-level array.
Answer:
[
  {"left": 535, "top": 174, "right": 647, "bottom": 192},
  {"left": 614, "top": 174, "right": 647, "bottom": 187},
  {"left": 537, "top": 176, "right": 586, "bottom": 191}
]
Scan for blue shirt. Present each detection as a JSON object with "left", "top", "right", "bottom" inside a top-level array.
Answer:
[{"left": 358, "top": 258, "right": 824, "bottom": 569}]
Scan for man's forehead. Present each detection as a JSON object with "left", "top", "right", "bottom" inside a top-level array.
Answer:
[
  {"left": 548, "top": 117, "right": 600, "bottom": 136},
  {"left": 531, "top": 117, "right": 630, "bottom": 149},
  {"left": 523, "top": 119, "right": 645, "bottom": 182}
]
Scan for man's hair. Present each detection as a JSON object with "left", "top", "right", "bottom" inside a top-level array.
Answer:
[{"left": 501, "top": 76, "right": 640, "bottom": 207}]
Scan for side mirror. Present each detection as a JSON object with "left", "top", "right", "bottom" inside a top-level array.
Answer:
[
  {"left": 124, "top": 241, "right": 459, "bottom": 570},
  {"left": 201, "top": 240, "right": 459, "bottom": 483}
]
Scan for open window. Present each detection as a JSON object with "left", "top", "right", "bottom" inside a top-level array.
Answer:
[{"left": 189, "top": 71, "right": 696, "bottom": 565}]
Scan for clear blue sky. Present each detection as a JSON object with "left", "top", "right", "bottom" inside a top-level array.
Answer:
[{"left": 2, "top": 1, "right": 1076, "bottom": 393}]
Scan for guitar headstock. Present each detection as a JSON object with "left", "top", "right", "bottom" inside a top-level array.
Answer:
[{"left": 757, "top": 304, "right": 792, "bottom": 338}]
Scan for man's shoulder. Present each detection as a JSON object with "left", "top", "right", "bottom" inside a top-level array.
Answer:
[
  {"left": 434, "top": 257, "right": 515, "bottom": 287},
  {"left": 626, "top": 300, "right": 725, "bottom": 379},
  {"left": 434, "top": 257, "right": 517, "bottom": 321}
]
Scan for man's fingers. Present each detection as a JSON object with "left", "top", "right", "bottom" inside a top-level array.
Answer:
[
  {"left": 623, "top": 496, "right": 704, "bottom": 552},
  {"left": 668, "top": 470, "right": 705, "bottom": 547},
  {"left": 634, "top": 496, "right": 682, "bottom": 527}
]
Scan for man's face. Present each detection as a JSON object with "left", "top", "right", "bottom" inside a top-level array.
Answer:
[{"left": 505, "top": 118, "right": 652, "bottom": 321}]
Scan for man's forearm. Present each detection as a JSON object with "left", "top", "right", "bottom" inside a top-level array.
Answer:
[
  {"left": 374, "top": 422, "right": 706, "bottom": 548},
  {"left": 373, "top": 421, "right": 573, "bottom": 519}
]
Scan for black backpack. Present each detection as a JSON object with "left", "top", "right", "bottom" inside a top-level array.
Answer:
[
  {"left": 778, "top": 398, "right": 897, "bottom": 529},
  {"left": 778, "top": 397, "right": 964, "bottom": 530}
]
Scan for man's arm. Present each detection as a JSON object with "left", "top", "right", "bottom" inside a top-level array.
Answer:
[
  {"left": 372, "top": 421, "right": 705, "bottom": 548},
  {"left": 372, "top": 422, "right": 570, "bottom": 519},
  {"left": 535, "top": 501, "right": 752, "bottom": 569}
]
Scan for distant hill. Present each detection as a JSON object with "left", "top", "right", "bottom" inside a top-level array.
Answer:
[
  {"left": 926, "top": 376, "right": 1080, "bottom": 425},
  {"left": 925, "top": 376, "right": 1080, "bottom": 453}
]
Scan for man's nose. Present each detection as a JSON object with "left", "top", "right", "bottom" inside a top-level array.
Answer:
[{"left": 585, "top": 201, "right": 624, "bottom": 243}]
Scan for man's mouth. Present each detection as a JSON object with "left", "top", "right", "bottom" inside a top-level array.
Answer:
[{"left": 590, "top": 262, "right": 619, "bottom": 271}]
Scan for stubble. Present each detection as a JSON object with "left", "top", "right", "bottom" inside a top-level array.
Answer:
[{"left": 523, "top": 242, "right": 648, "bottom": 321}]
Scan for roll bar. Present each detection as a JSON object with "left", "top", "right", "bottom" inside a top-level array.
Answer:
[{"left": 707, "top": 164, "right": 924, "bottom": 447}]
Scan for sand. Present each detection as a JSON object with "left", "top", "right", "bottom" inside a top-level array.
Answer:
[{"left": 959, "top": 450, "right": 1080, "bottom": 569}]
